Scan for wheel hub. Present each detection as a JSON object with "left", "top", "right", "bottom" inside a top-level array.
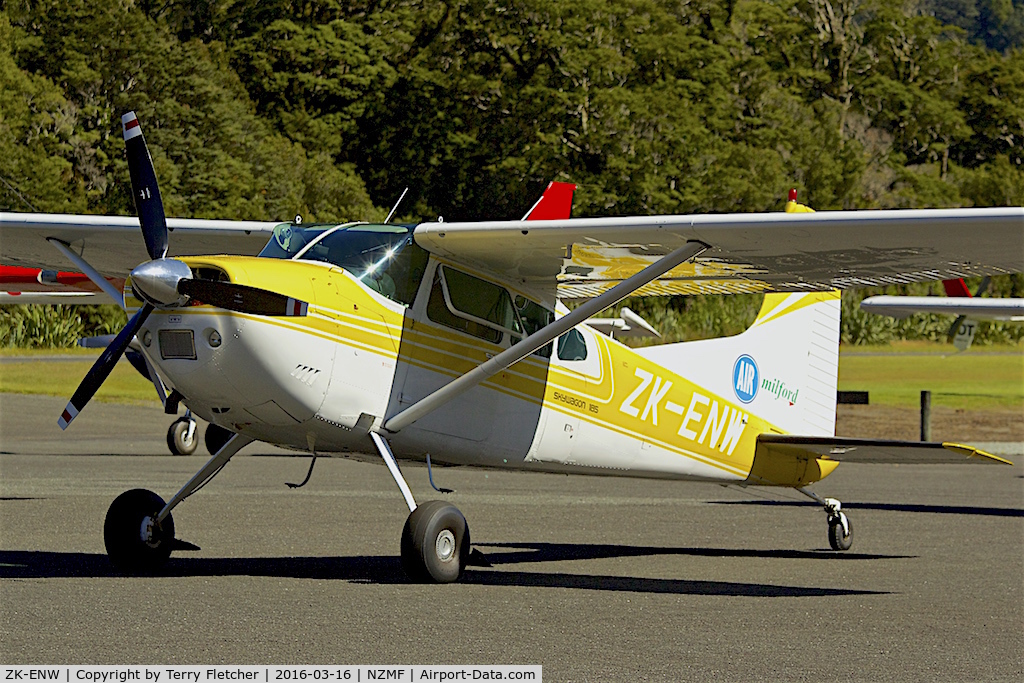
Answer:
[
  {"left": 140, "top": 516, "right": 161, "bottom": 548},
  {"left": 435, "top": 529, "right": 456, "bottom": 562}
]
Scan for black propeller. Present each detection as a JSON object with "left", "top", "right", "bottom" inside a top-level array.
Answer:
[
  {"left": 123, "top": 112, "right": 168, "bottom": 261},
  {"left": 59, "top": 112, "right": 308, "bottom": 430},
  {"left": 58, "top": 304, "right": 154, "bottom": 429}
]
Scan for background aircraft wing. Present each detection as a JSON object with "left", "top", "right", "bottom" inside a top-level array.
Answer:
[
  {"left": 755, "top": 434, "right": 1012, "bottom": 465},
  {"left": 0, "top": 291, "right": 101, "bottom": 304},
  {"left": 413, "top": 207, "right": 1024, "bottom": 299},
  {"left": 0, "top": 213, "right": 285, "bottom": 276},
  {"left": 860, "top": 295, "right": 1024, "bottom": 321}
]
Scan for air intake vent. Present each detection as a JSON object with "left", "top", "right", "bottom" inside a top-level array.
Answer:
[{"left": 159, "top": 329, "right": 196, "bottom": 359}]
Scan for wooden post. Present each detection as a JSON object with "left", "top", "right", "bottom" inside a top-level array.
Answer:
[{"left": 920, "top": 390, "right": 932, "bottom": 442}]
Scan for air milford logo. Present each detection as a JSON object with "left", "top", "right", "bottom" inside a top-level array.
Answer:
[
  {"left": 732, "top": 355, "right": 759, "bottom": 404},
  {"left": 762, "top": 376, "right": 799, "bottom": 405}
]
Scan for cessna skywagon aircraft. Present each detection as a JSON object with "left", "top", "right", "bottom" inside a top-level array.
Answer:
[{"left": 1, "top": 113, "right": 1022, "bottom": 582}]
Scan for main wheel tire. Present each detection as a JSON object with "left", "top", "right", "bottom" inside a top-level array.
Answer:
[
  {"left": 828, "top": 513, "right": 853, "bottom": 551},
  {"left": 400, "top": 500, "right": 470, "bottom": 583},
  {"left": 167, "top": 419, "right": 198, "bottom": 455},
  {"left": 205, "top": 423, "right": 234, "bottom": 455},
  {"left": 104, "top": 488, "right": 175, "bottom": 573}
]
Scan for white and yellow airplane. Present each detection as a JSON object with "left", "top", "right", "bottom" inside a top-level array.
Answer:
[{"left": 2, "top": 114, "right": 1022, "bottom": 582}]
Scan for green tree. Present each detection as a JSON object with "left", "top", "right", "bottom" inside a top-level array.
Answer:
[{"left": 0, "top": 12, "right": 87, "bottom": 213}]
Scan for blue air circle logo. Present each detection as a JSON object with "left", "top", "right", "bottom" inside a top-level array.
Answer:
[{"left": 732, "top": 355, "right": 759, "bottom": 404}]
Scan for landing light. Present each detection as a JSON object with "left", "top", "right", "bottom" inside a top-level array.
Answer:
[
  {"left": 142, "top": 330, "right": 152, "bottom": 347},
  {"left": 208, "top": 330, "right": 222, "bottom": 348}
]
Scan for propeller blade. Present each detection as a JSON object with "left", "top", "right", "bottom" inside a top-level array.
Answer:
[
  {"left": 58, "top": 304, "right": 154, "bottom": 430},
  {"left": 122, "top": 112, "right": 168, "bottom": 261},
  {"left": 177, "top": 279, "right": 309, "bottom": 317}
]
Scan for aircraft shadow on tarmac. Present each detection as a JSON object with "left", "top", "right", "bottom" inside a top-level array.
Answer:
[
  {"left": 712, "top": 500, "right": 1024, "bottom": 517},
  {"left": 0, "top": 543, "right": 891, "bottom": 597}
]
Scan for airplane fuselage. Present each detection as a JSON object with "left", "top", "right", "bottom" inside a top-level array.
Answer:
[{"left": 129, "top": 246, "right": 836, "bottom": 488}]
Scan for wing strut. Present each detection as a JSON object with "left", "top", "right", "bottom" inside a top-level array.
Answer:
[
  {"left": 384, "top": 240, "right": 709, "bottom": 433},
  {"left": 47, "top": 238, "right": 125, "bottom": 308}
]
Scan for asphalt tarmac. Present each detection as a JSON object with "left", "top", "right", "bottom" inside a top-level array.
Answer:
[{"left": 1, "top": 394, "right": 1022, "bottom": 681}]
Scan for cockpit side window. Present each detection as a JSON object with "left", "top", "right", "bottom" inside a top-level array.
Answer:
[
  {"left": 425, "top": 266, "right": 558, "bottom": 357},
  {"left": 427, "top": 270, "right": 502, "bottom": 343},
  {"left": 427, "top": 265, "right": 528, "bottom": 344}
]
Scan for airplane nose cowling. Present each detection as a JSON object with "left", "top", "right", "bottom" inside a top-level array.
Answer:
[{"left": 130, "top": 259, "right": 192, "bottom": 307}]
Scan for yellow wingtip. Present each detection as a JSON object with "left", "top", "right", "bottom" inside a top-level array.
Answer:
[{"left": 942, "top": 442, "right": 1014, "bottom": 465}]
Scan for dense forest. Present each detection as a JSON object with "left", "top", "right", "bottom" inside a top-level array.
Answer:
[{"left": 1, "top": 0, "right": 1022, "bottom": 346}]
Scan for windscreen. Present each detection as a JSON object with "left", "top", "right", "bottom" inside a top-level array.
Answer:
[{"left": 258, "top": 223, "right": 428, "bottom": 305}]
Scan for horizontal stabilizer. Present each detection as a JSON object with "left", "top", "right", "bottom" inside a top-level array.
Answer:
[{"left": 756, "top": 435, "right": 1012, "bottom": 465}]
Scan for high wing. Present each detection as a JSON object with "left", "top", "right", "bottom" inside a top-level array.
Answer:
[
  {"left": 860, "top": 295, "right": 1024, "bottom": 321},
  {"left": 413, "top": 207, "right": 1024, "bottom": 299},
  {"left": 0, "top": 213, "right": 286, "bottom": 276}
]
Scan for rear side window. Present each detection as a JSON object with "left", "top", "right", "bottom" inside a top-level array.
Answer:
[{"left": 557, "top": 328, "right": 588, "bottom": 361}]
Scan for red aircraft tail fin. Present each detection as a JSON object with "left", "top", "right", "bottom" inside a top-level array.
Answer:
[
  {"left": 523, "top": 181, "right": 576, "bottom": 220},
  {"left": 942, "top": 278, "right": 972, "bottom": 297}
]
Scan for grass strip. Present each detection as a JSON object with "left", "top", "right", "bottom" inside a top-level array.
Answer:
[
  {"left": 838, "top": 344, "right": 1023, "bottom": 411},
  {"left": 0, "top": 359, "right": 158, "bottom": 404}
]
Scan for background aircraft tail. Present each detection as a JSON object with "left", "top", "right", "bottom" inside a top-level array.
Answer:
[{"left": 635, "top": 291, "right": 842, "bottom": 437}]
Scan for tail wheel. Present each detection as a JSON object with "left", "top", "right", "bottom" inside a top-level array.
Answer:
[
  {"left": 167, "top": 418, "right": 197, "bottom": 455},
  {"left": 828, "top": 513, "right": 853, "bottom": 551},
  {"left": 401, "top": 500, "right": 470, "bottom": 583},
  {"left": 104, "top": 488, "right": 175, "bottom": 573}
]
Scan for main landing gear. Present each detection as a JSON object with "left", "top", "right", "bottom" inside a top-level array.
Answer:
[
  {"left": 371, "top": 433, "right": 470, "bottom": 583},
  {"left": 105, "top": 427, "right": 469, "bottom": 581},
  {"left": 799, "top": 488, "right": 853, "bottom": 551}
]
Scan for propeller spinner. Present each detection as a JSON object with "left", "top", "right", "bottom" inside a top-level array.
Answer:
[{"left": 58, "top": 112, "right": 309, "bottom": 430}]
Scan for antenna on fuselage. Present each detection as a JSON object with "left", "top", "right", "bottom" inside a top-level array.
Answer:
[{"left": 384, "top": 187, "right": 409, "bottom": 224}]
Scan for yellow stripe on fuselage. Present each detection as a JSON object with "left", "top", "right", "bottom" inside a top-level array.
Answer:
[{"left": 146, "top": 256, "right": 787, "bottom": 479}]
